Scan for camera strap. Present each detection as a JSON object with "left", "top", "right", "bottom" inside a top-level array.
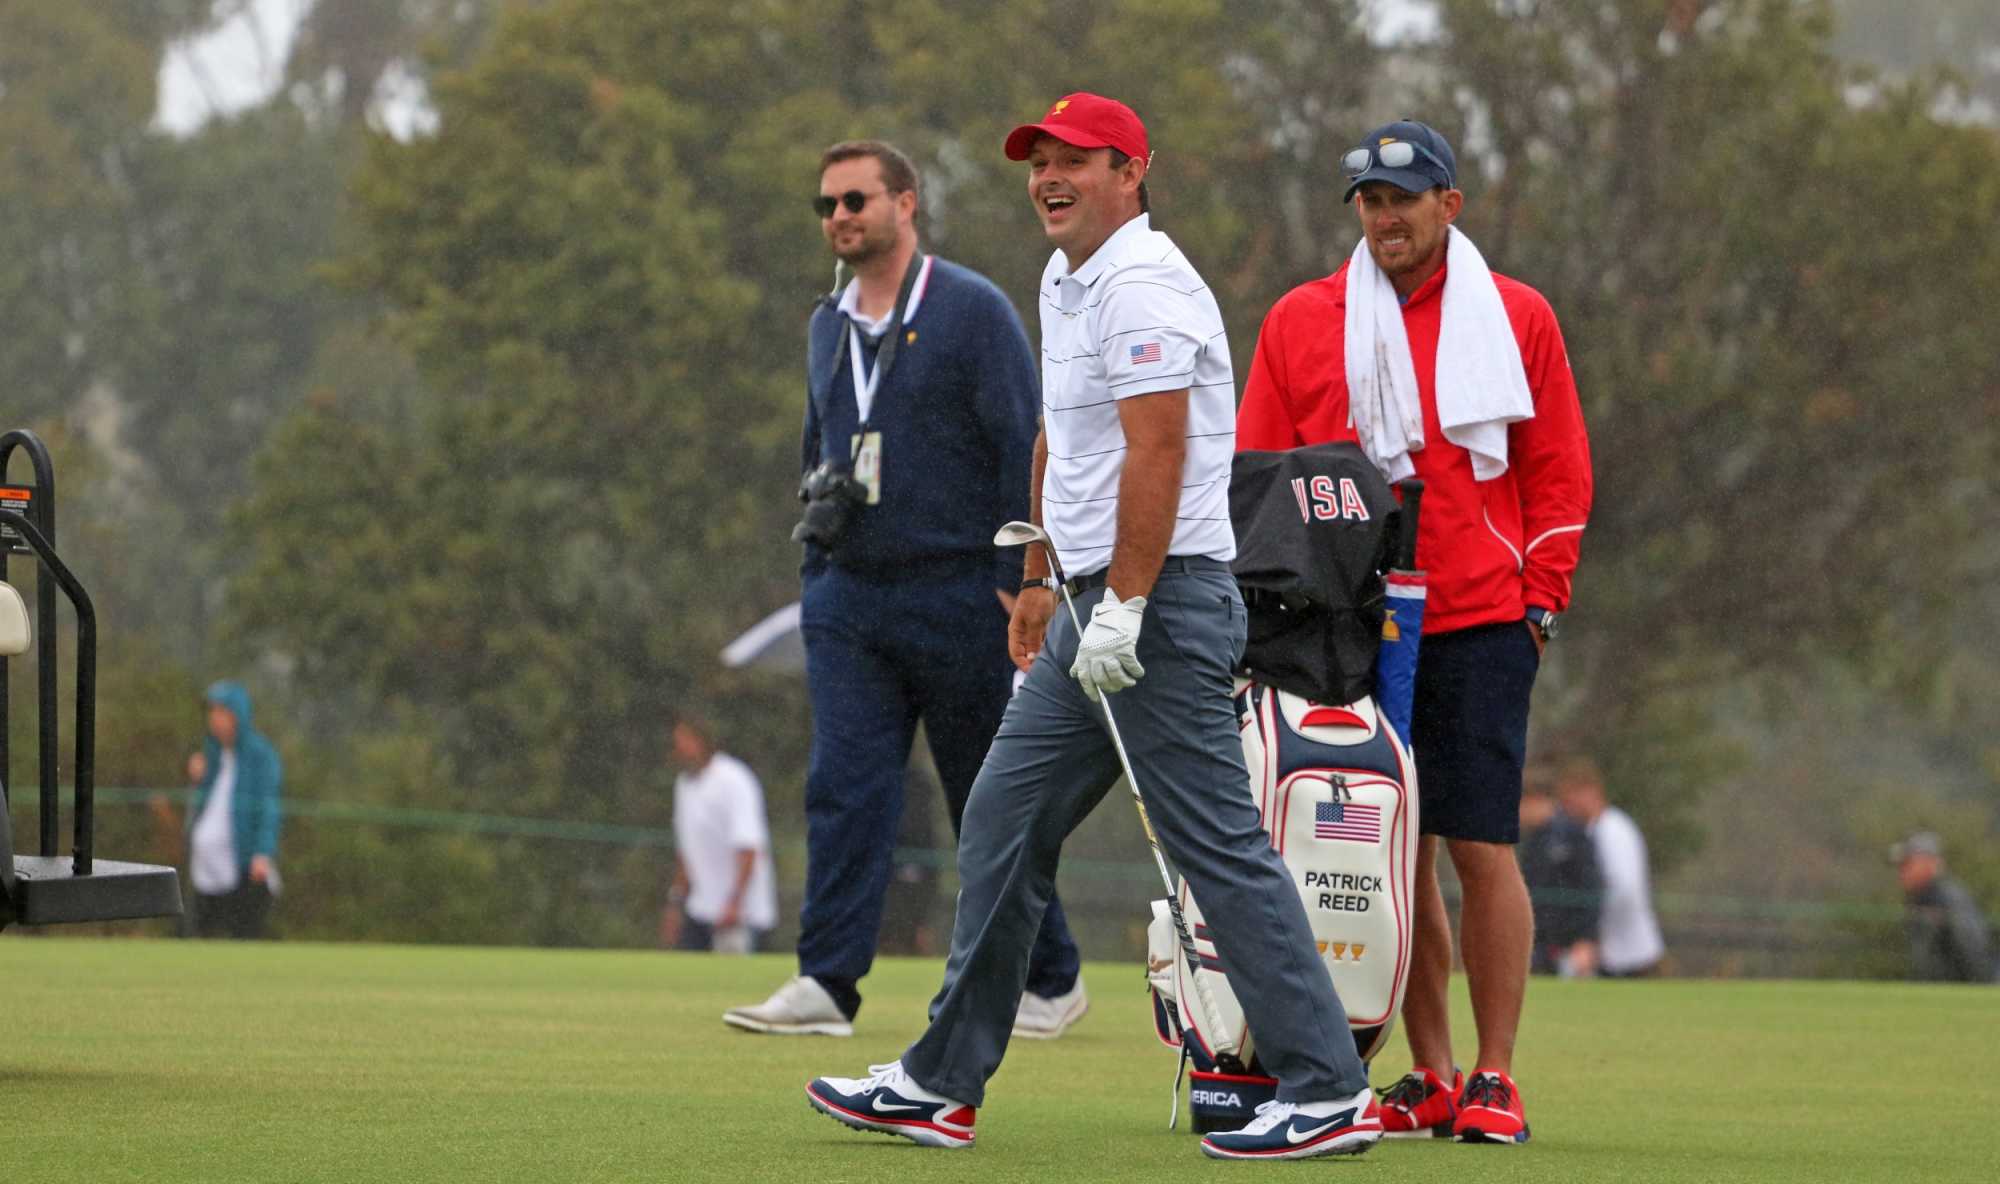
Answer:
[{"left": 841, "top": 253, "right": 928, "bottom": 454}]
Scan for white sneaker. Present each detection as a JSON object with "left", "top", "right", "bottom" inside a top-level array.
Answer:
[
  {"left": 1199, "top": 1087, "right": 1383, "bottom": 1160},
  {"left": 805, "top": 1060, "right": 977, "bottom": 1148},
  {"left": 1011, "top": 978, "right": 1089, "bottom": 1039},
  {"left": 723, "top": 975, "right": 853, "bottom": 1036}
]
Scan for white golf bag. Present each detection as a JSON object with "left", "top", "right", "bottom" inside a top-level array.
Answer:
[
  {"left": 1146, "top": 443, "right": 1426, "bottom": 1133},
  {"left": 1146, "top": 680, "right": 1419, "bottom": 1131}
]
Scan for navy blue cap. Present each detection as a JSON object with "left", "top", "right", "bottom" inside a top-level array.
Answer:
[{"left": 1342, "top": 120, "right": 1458, "bottom": 203}]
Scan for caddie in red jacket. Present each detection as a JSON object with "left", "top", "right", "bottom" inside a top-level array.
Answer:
[{"left": 1237, "top": 119, "right": 1592, "bottom": 1146}]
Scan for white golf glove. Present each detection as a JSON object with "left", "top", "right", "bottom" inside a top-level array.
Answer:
[{"left": 1071, "top": 590, "right": 1147, "bottom": 701}]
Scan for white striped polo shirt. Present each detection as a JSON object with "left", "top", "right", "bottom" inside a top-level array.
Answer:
[{"left": 1037, "top": 214, "right": 1236, "bottom": 576}]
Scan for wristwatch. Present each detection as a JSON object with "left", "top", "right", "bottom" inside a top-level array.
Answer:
[
  {"left": 1526, "top": 607, "right": 1560, "bottom": 642},
  {"left": 1021, "top": 576, "right": 1059, "bottom": 594}
]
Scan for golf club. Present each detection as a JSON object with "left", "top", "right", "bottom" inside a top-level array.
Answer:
[{"left": 994, "top": 520, "right": 1242, "bottom": 1067}]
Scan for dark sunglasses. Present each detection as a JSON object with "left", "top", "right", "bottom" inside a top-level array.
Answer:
[
  {"left": 812, "top": 189, "right": 884, "bottom": 218},
  {"left": 1342, "top": 140, "right": 1451, "bottom": 181}
]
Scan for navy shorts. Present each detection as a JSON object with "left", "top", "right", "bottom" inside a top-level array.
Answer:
[{"left": 1409, "top": 618, "right": 1540, "bottom": 844}]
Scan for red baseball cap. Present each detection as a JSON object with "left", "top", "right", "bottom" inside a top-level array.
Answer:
[{"left": 1004, "top": 92, "right": 1149, "bottom": 162}]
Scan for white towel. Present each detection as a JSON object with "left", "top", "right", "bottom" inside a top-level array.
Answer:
[{"left": 1344, "top": 226, "right": 1534, "bottom": 482}]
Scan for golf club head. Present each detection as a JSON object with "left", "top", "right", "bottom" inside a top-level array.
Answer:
[{"left": 993, "top": 520, "right": 1052, "bottom": 549}]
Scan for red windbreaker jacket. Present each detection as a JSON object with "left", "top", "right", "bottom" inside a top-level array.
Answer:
[{"left": 1236, "top": 260, "right": 1592, "bottom": 635}]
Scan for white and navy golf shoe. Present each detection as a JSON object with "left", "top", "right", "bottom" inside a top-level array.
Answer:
[
  {"left": 1199, "top": 1087, "right": 1383, "bottom": 1160},
  {"left": 805, "top": 1060, "right": 976, "bottom": 1149}
]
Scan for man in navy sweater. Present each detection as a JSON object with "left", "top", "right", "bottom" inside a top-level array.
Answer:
[{"left": 725, "top": 140, "right": 1085, "bottom": 1039}]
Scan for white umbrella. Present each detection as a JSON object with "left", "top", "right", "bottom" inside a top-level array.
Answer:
[{"left": 720, "top": 601, "right": 805, "bottom": 672}]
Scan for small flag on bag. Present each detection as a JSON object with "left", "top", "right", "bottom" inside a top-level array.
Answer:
[{"left": 1315, "top": 799, "right": 1382, "bottom": 844}]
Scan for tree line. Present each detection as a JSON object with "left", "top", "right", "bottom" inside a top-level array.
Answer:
[{"left": 4, "top": 0, "right": 1996, "bottom": 954}]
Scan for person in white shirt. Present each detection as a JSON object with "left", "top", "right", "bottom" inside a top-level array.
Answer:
[
  {"left": 804, "top": 92, "right": 1383, "bottom": 1162},
  {"left": 664, "top": 715, "right": 777, "bottom": 955},
  {"left": 1557, "top": 755, "right": 1665, "bottom": 976}
]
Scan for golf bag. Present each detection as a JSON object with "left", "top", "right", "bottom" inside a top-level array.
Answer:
[{"left": 1146, "top": 443, "right": 1426, "bottom": 1133}]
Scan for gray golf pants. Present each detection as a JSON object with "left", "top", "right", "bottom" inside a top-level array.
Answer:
[{"left": 900, "top": 558, "right": 1371, "bottom": 1107}]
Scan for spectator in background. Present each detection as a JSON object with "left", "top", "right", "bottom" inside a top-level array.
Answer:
[
  {"left": 1891, "top": 831, "right": 1997, "bottom": 984},
  {"left": 1517, "top": 765, "right": 1600, "bottom": 977},
  {"left": 664, "top": 715, "right": 777, "bottom": 955},
  {"left": 188, "top": 681, "right": 282, "bottom": 940},
  {"left": 1557, "top": 755, "right": 1663, "bottom": 976}
]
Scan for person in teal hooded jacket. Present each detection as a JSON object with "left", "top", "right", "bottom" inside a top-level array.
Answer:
[{"left": 186, "top": 681, "right": 283, "bottom": 939}]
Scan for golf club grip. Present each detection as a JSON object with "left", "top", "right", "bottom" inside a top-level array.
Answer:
[{"left": 1394, "top": 479, "right": 1425, "bottom": 570}]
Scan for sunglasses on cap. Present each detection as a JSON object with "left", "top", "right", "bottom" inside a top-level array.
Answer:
[
  {"left": 812, "top": 189, "right": 884, "bottom": 218},
  {"left": 1342, "top": 139, "right": 1452, "bottom": 181}
]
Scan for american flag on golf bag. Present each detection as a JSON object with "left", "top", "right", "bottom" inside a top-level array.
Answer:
[
  {"left": 1314, "top": 799, "right": 1381, "bottom": 844},
  {"left": 1129, "top": 341, "right": 1162, "bottom": 365}
]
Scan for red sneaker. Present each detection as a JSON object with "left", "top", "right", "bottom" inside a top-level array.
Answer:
[
  {"left": 1377, "top": 1068, "right": 1460, "bottom": 1138},
  {"left": 1452, "top": 1069, "right": 1530, "bottom": 1145}
]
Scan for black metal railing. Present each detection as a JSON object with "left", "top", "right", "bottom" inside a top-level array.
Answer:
[
  {"left": 0, "top": 507, "right": 95, "bottom": 873},
  {"left": 0, "top": 428, "right": 59, "bottom": 858}
]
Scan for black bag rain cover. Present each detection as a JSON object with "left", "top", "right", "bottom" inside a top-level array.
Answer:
[{"left": 1228, "top": 443, "right": 1400, "bottom": 704}]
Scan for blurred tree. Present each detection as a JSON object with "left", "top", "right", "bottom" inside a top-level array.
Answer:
[
  {"left": 1429, "top": 0, "right": 2000, "bottom": 869},
  {"left": 1830, "top": 0, "right": 2000, "bottom": 116},
  {"left": 280, "top": 0, "right": 508, "bottom": 127},
  {"left": 3, "top": 2, "right": 389, "bottom": 668},
  {"left": 0, "top": 0, "right": 227, "bottom": 417},
  {"left": 85, "top": 104, "right": 355, "bottom": 659},
  {"left": 0, "top": 2, "right": 160, "bottom": 421}
]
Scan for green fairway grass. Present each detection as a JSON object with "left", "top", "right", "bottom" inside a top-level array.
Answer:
[{"left": 2, "top": 941, "right": 1995, "bottom": 1182}]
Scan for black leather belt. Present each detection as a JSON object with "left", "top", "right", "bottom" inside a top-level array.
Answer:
[{"left": 1063, "top": 556, "right": 1229, "bottom": 598}]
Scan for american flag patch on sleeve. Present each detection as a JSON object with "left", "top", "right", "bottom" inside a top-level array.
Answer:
[{"left": 1129, "top": 341, "right": 1162, "bottom": 365}]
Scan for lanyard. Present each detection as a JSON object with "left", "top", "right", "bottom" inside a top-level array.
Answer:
[
  {"left": 840, "top": 255, "right": 926, "bottom": 443},
  {"left": 847, "top": 322, "right": 887, "bottom": 424}
]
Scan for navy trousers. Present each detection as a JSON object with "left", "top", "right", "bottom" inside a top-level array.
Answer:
[
  {"left": 901, "top": 561, "right": 1370, "bottom": 1107},
  {"left": 798, "top": 562, "right": 1080, "bottom": 1011}
]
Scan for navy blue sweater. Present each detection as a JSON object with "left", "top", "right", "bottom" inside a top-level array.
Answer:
[{"left": 801, "top": 257, "right": 1038, "bottom": 588}]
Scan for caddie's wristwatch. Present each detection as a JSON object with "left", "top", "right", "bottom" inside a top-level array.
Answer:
[
  {"left": 1021, "top": 576, "right": 1059, "bottom": 594},
  {"left": 1526, "top": 607, "right": 1560, "bottom": 642}
]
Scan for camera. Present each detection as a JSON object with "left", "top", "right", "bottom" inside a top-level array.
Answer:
[{"left": 791, "top": 463, "right": 870, "bottom": 546}]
